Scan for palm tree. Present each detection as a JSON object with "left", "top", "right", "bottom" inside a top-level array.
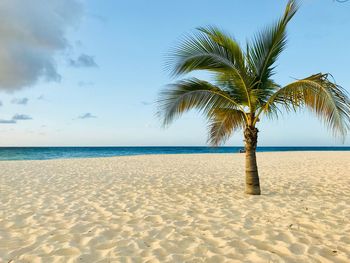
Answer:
[{"left": 158, "top": 0, "right": 350, "bottom": 195}]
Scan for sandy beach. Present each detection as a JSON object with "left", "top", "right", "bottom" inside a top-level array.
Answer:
[{"left": 0, "top": 152, "right": 349, "bottom": 262}]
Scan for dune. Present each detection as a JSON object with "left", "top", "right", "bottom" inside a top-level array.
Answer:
[{"left": 0, "top": 152, "right": 349, "bottom": 262}]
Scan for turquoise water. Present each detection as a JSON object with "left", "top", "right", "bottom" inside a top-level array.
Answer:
[{"left": 0, "top": 146, "right": 349, "bottom": 161}]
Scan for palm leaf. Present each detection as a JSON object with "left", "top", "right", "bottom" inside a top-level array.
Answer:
[
  {"left": 251, "top": 79, "right": 281, "bottom": 107},
  {"left": 166, "top": 30, "right": 236, "bottom": 76},
  {"left": 196, "top": 26, "right": 247, "bottom": 74},
  {"left": 158, "top": 78, "right": 247, "bottom": 126},
  {"left": 262, "top": 73, "right": 350, "bottom": 138},
  {"left": 167, "top": 27, "right": 254, "bottom": 106},
  {"left": 208, "top": 108, "right": 246, "bottom": 146},
  {"left": 197, "top": 26, "right": 254, "bottom": 108},
  {"left": 248, "top": 0, "right": 298, "bottom": 83},
  {"left": 214, "top": 71, "right": 251, "bottom": 106}
]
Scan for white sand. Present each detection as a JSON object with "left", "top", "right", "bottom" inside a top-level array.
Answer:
[{"left": 0, "top": 152, "right": 349, "bottom": 262}]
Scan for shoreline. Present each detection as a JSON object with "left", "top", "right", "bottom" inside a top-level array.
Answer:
[
  {"left": 0, "top": 150, "right": 350, "bottom": 162},
  {"left": 0, "top": 150, "right": 350, "bottom": 163}
]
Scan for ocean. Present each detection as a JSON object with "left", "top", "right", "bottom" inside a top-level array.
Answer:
[{"left": 0, "top": 146, "right": 349, "bottom": 161}]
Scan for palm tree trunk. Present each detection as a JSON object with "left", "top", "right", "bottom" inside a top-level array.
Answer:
[{"left": 244, "top": 126, "right": 261, "bottom": 195}]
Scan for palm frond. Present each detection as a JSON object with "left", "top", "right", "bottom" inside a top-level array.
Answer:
[
  {"left": 166, "top": 27, "right": 248, "bottom": 78},
  {"left": 207, "top": 108, "right": 246, "bottom": 146},
  {"left": 250, "top": 79, "right": 281, "bottom": 107},
  {"left": 214, "top": 71, "right": 251, "bottom": 106},
  {"left": 248, "top": 0, "right": 298, "bottom": 83},
  {"left": 197, "top": 26, "right": 247, "bottom": 73},
  {"left": 197, "top": 26, "right": 254, "bottom": 107},
  {"left": 158, "top": 78, "right": 247, "bottom": 127},
  {"left": 166, "top": 30, "right": 234, "bottom": 76},
  {"left": 261, "top": 73, "right": 350, "bottom": 138}
]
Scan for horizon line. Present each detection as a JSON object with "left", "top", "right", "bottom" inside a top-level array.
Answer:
[{"left": 0, "top": 145, "right": 350, "bottom": 148}]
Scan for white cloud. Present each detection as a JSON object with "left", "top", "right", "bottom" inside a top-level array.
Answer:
[{"left": 0, "top": 0, "right": 84, "bottom": 91}]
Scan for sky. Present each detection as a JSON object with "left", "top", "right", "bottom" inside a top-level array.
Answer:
[{"left": 0, "top": 0, "right": 349, "bottom": 146}]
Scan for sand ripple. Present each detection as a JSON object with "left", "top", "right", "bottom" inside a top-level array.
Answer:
[{"left": 0, "top": 152, "right": 349, "bottom": 262}]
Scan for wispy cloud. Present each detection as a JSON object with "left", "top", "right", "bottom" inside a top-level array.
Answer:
[
  {"left": 69, "top": 54, "right": 98, "bottom": 68},
  {"left": 37, "top": 95, "right": 45, "bottom": 100},
  {"left": 11, "top": 97, "right": 29, "bottom": 105},
  {"left": 0, "top": 114, "right": 33, "bottom": 124},
  {"left": 141, "top": 101, "right": 152, "bottom": 106},
  {"left": 88, "top": 13, "right": 108, "bottom": 23},
  {"left": 12, "top": 114, "right": 32, "bottom": 120},
  {"left": 0, "top": 101, "right": 2, "bottom": 107},
  {"left": 78, "top": 113, "right": 97, "bottom": 119},
  {"left": 0, "top": 0, "right": 84, "bottom": 91},
  {"left": 0, "top": 119, "right": 16, "bottom": 124}
]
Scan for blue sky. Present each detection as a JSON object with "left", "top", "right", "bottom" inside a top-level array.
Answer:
[{"left": 0, "top": 0, "right": 349, "bottom": 146}]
